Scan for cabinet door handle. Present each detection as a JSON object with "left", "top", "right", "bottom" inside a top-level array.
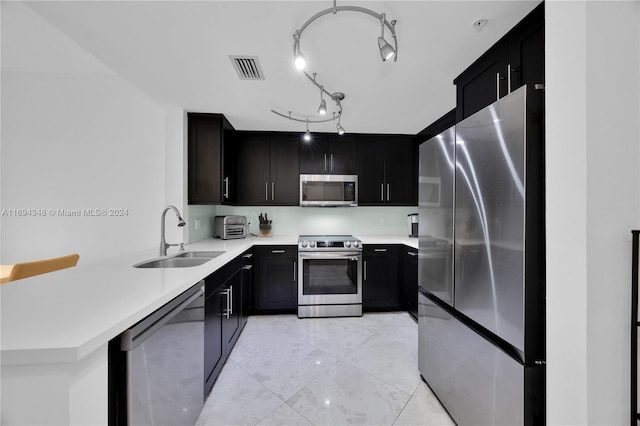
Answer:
[
  {"left": 324, "top": 154, "right": 327, "bottom": 172},
  {"left": 408, "top": 251, "right": 418, "bottom": 257},
  {"left": 242, "top": 265, "right": 253, "bottom": 270},
  {"left": 224, "top": 177, "right": 230, "bottom": 198},
  {"left": 330, "top": 154, "right": 334, "bottom": 171},
  {"left": 381, "top": 183, "right": 384, "bottom": 202},
  {"left": 374, "top": 248, "right": 388, "bottom": 252},
  {"left": 386, "top": 183, "right": 390, "bottom": 202},
  {"left": 364, "top": 260, "right": 367, "bottom": 281},
  {"left": 222, "top": 289, "right": 230, "bottom": 319},
  {"left": 272, "top": 182, "right": 275, "bottom": 201},
  {"left": 272, "top": 250, "right": 285, "bottom": 254},
  {"left": 293, "top": 261, "right": 297, "bottom": 282},
  {"left": 265, "top": 182, "right": 268, "bottom": 201},
  {"left": 242, "top": 253, "right": 253, "bottom": 259},
  {"left": 496, "top": 72, "right": 501, "bottom": 101},
  {"left": 229, "top": 285, "right": 233, "bottom": 315},
  {"left": 507, "top": 64, "right": 512, "bottom": 94}
]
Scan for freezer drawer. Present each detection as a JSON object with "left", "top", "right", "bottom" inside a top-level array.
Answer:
[{"left": 418, "top": 292, "right": 544, "bottom": 426}]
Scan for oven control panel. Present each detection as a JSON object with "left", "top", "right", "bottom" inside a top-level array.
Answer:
[{"left": 298, "top": 236, "right": 362, "bottom": 251}]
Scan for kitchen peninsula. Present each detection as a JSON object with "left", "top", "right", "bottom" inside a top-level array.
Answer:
[{"left": 0, "top": 234, "right": 416, "bottom": 425}]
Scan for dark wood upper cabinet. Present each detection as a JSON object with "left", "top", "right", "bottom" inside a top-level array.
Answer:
[
  {"left": 270, "top": 133, "right": 301, "bottom": 205},
  {"left": 454, "top": 2, "right": 544, "bottom": 122},
  {"left": 415, "top": 109, "right": 456, "bottom": 144},
  {"left": 357, "top": 134, "right": 417, "bottom": 206},
  {"left": 300, "top": 133, "right": 356, "bottom": 175},
  {"left": 188, "top": 113, "right": 235, "bottom": 205},
  {"left": 234, "top": 131, "right": 299, "bottom": 206}
]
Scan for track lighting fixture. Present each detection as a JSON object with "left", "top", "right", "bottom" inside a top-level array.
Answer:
[
  {"left": 318, "top": 94, "right": 327, "bottom": 116},
  {"left": 378, "top": 13, "right": 396, "bottom": 61},
  {"left": 293, "top": 34, "right": 306, "bottom": 70},
  {"left": 294, "top": 53, "right": 306, "bottom": 71},
  {"left": 303, "top": 120, "right": 311, "bottom": 142},
  {"left": 272, "top": 0, "right": 398, "bottom": 136}
]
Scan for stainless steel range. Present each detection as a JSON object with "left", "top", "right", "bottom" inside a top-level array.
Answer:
[{"left": 297, "top": 235, "right": 363, "bottom": 318}]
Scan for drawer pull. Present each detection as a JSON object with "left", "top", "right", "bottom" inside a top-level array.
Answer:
[
  {"left": 271, "top": 250, "right": 285, "bottom": 254},
  {"left": 374, "top": 248, "right": 388, "bottom": 252}
]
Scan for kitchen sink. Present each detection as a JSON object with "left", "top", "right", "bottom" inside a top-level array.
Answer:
[
  {"left": 173, "top": 251, "right": 225, "bottom": 259},
  {"left": 134, "top": 251, "right": 225, "bottom": 268}
]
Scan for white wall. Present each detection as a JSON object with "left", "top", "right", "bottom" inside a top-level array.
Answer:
[
  {"left": 1, "top": 2, "right": 169, "bottom": 265},
  {"left": 546, "top": 1, "right": 640, "bottom": 424},
  {"left": 163, "top": 107, "right": 188, "bottom": 246}
]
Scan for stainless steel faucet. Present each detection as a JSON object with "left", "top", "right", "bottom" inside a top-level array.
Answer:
[{"left": 160, "top": 205, "right": 186, "bottom": 256}]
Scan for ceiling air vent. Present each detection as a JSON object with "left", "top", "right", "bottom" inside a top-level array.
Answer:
[{"left": 229, "top": 56, "right": 264, "bottom": 80}]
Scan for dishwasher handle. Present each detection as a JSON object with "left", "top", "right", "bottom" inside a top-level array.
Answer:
[{"left": 123, "top": 283, "right": 204, "bottom": 351}]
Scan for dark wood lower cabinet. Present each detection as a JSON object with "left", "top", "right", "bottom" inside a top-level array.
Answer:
[
  {"left": 204, "top": 254, "right": 242, "bottom": 395},
  {"left": 363, "top": 245, "right": 401, "bottom": 310},
  {"left": 404, "top": 248, "right": 418, "bottom": 319},
  {"left": 253, "top": 246, "right": 298, "bottom": 313},
  {"left": 204, "top": 283, "right": 225, "bottom": 395}
]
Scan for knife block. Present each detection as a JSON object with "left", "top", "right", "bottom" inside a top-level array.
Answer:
[{"left": 259, "top": 224, "right": 272, "bottom": 237}]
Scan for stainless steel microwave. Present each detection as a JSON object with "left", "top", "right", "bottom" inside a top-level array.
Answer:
[{"left": 300, "top": 174, "right": 358, "bottom": 207}]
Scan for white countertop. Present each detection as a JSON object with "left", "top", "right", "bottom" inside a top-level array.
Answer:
[{"left": 0, "top": 234, "right": 415, "bottom": 365}]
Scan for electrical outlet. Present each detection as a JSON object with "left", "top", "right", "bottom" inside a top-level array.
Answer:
[
  {"left": 194, "top": 219, "right": 201, "bottom": 230},
  {"left": 379, "top": 216, "right": 386, "bottom": 226}
]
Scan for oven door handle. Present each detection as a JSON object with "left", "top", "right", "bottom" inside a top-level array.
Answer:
[{"left": 298, "top": 251, "right": 362, "bottom": 260}]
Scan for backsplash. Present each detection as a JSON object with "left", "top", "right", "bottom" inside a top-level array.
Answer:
[{"left": 187, "top": 205, "right": 417, "bottom": 242}]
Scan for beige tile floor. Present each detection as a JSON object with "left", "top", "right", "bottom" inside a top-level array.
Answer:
[{"left": 197, "top": 312, "right": 455, "bottom": 426}]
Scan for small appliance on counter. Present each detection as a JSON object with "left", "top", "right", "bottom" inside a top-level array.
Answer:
[
  {"left": 213, "top": 215, "right": 247, "bottom": 239},
  {"left": 407, "top": 213, "right": 418, "bottom": 237}
]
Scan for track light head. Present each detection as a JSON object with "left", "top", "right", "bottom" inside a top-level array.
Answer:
[
  {"left": 378, "top": 37, "right": 395, "bottom": 61},
  {"left": 294, "top": 52, "right": 306, "bottom": 70},
  {"left": 318, "top": 98, "right": 327, "bottom": 115},
  {"left": 303, "top": 120, "right": 311, "bottom": 141},
  {"left": 336, "top": 122, "right": 345, "bottom": 135}
]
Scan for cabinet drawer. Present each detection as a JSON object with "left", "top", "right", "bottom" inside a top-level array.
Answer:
[
  {"left": 363, "top": 245, "right": 400, "bottom": 256},
  {"left": 254, "top": 245, "right": 298, "bottom": 257}
]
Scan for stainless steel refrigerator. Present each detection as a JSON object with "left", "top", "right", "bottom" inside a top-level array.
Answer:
[{"left": 418, "top": 85, "right": 545, "bottom": 425}]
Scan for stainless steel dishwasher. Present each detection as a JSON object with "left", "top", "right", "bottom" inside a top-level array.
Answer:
[{"left": 109, "top": 282, "right": 205, "bottom": 426}]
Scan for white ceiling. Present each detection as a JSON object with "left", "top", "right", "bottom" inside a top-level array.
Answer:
[{"left": 22, "top": 0, "right": 541, "bottom": 135}]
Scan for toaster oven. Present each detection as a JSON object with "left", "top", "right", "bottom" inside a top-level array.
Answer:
[{"left": 213, "top": 215, "right": 247, "bottom": 239}]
